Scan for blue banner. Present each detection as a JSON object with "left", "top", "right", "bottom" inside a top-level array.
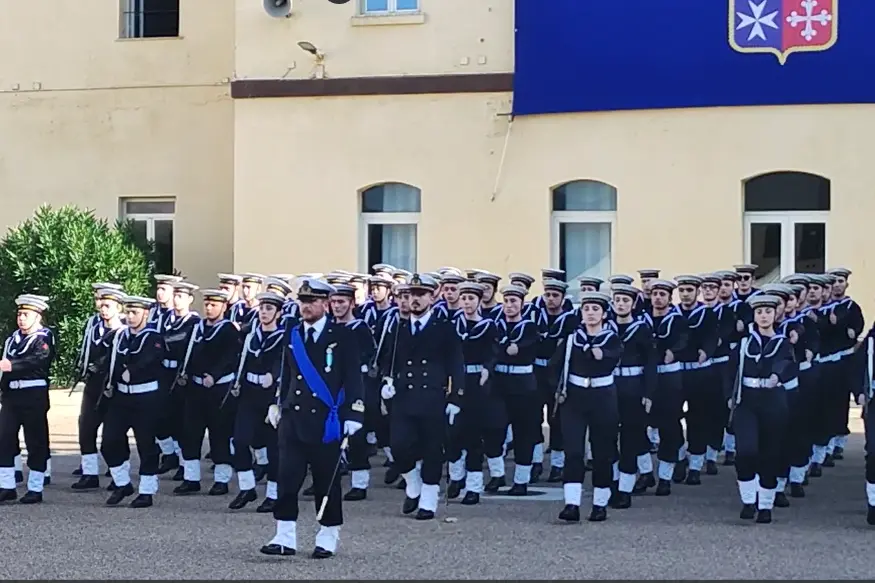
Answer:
[{"left": 513, "top": 0, "right": 875, "bottom": 116}]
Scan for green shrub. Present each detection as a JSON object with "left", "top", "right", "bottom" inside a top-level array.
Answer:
[{"left": 0, "top": 204, "right": 153, "bottom": 386}]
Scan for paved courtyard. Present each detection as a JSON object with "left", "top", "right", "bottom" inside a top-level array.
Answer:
[{"left": 1, "top": 392, "right": 873, "bottom": 580}]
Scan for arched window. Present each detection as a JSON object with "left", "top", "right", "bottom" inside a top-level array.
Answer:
[
  {"left": 360, "top": 182, "right": 420, "bottom": 272},
  {"left": 742, "top": 171, "right": 830, "bottom": 284},
  {"left": 550, "top": 180, "right": 617, "bottom": 286}
]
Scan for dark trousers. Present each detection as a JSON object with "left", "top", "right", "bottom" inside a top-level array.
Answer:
[
  {"left": 273, "top": 417, "right": 342, "bottom": 527},
  {"left": 723, "top": 351, "right": 740, "bottom": 439},
  {"left": 446, "top": 379, "right": 489, "bottom": 472},
  {"left": 78, "top": 378, "right": 109, "bottom": 459},
  {"left": 813, "top": 359, "right": 844, "bottom": 446},
  {"left": 865, "top": 399, "right": 875, "bottom": 484},
  {"left": 560, "top": 387, "right": 619, "bottom": 488},
  {"left": 534, "top": 367, "right": 557, "bottom": 450},
  {"left": 734, "top": 389, "right": 788, "bottom": 489},
  {"left": 490, "top": 390, "right": 541, "bottom": 467},
  {"left": 155, "top": 369, "right": 186, "bottom": 449},
  {"left": 778, "top": 389, "right": 809, "bottom": 477},
  {"left": 0, "top": 391, "right": 49, "bottom": 473},
  {"left": 181, "top": 384, "right": 237, "bottom": 466},
  {"left": 232, "top": 385, "right": 277, "bottom": 480},
  {"left": 653, "top": 372, "right": 685, "bottom": 463},
  {"left": 683, "top": 366, "right": 713, "bottom": 456},
  {"left": 390, "top": 409, "right": 445, "bottom": 485},
  {"left": 101, "top": 390, "right": 161, "bottom": 476},
  {"left": 616, "top": 386, "right": 649, "bottom": 475}
]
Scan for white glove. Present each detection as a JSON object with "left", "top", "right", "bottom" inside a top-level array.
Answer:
[
  {"left": 445, "top": 403, "right": 461, "bottom": 425},
  {"left": 857, "top": 393, "right": 867, "bottom": 406},
  {"left": 121, "top": 369, "right": 130, "bottom": 383},
  {"left": 344, "top": 420, "right": 363, "bottom": 436},
  {"left": 381, "top": 382, "right": 396, "bottom": 400},
  {"left": 642, "top": 397, "right": 652, "bottom": 414},
  {"left": 261, "top": 372, "right": 273, "bottom": 388},
  {"left": 266, "top": 404, "right": 281, "bottom": 428}
]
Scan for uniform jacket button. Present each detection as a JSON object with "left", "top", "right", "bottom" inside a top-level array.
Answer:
[
  {"left": 407, "top": 372, "right": 413, "bottom": 378},
  {"left": 422, "top": 384, "right": 428, "bottom": 388},
  {"left": 423, "top": 371, "right": 428, "bottom": 377},
  {"left": 312, "top": 393, "right": 318, "bottom": 398},
  {"left": 421, "top": 359, "right": 427, "bottom": 364},
  {"left": 294, "top": 405, "right": 300, "bottom": 410},
  {"left": 311, "top": 408, "right": 316, "bottom": 413},
  {"left": 296, "top": 375, "right": 302, "bottom": 380},
  {"left": 295, "top": 390, "right": 301, "bottom": 395},
  {"left": 407, "top": 384, "right": 413, "bottom": 389}
]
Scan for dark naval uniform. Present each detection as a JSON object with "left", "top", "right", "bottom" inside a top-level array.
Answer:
[
  {"left": 341, "top": 316, "right": 378, "bottom": 501},
  {"left": 0, "top": 295, "right": 56, "bottom": 504},
  {"left": 101, "top": 297, "right": 165, "bottom": 508}
]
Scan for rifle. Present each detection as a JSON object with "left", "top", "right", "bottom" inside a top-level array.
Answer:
[
  {"left": 727, "top": 336, "right": 748, "bottom": 426},
  {"left": 552, "top": 334, "right": 574, "bottom": 417},
  {"left": 69, "top": 315, "right": 97, "bottom": 396},
  {"left": 170, "top": 321, "right": 200, "bottom": 393},
  {"left": 95, "top": 327, "right": 125, "bottom": 411},
  {"left": 221, "top": 327, "right": 257, "bottom": 409},
  {"left": 864, "top": 337, "right": 873, "bottom": 417}
]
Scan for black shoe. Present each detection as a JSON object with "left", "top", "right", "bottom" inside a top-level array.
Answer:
[
  {"left": 19, "top": 490, "right": 42, "bottom": 504},
  {"left": 833, "top": 446, "right": 845, "bottom": 460},
  {"left": 173, "top": 480, "right": 201, "bottom": 495},
  {"left": 868, "top": 505, "right": 875, "bottom": 526},
  {"left": 802, "top": 474, "right": 810, "bottom": 486},
  {"left": 723, "top": 452, "right": 736, "bottom": 466},
  {"left": 205, "top": 451, "right": 212, "bottom": 461},
  {"left": 705, "top": 460, "right": 719, "bottom": 475},
  {"left": 366, "top": 443, "right": 378, "bottom": 457},
  {"left": 0, "top": 488, "right": 17, "bottom": 502},
  {"left": 823, "top": 454, "right": 835, "bottom": 468},
  {"left": 302, "top": 483, "right": 315, "bottom": 496},
  {"left": 633, "top": 473, "right": 656, "bottom": 494},
  {"left": 611, "top": 492, "right": 632, "bottom": 509},
  {"left": 506, "top": 483, "right": 528, "bottom": 496},
  {"left": 71, "top": 475, "right": 100, "bottom": 490},
  {"left": 43, "top": 476, "right": 51, "bottom": 486},
  {"left": 484, "top": 476, "right": 506, "bottom": 493},
  {"left": 384, "top": 465, "right": 400, "bottom": 485},
  {"left": 415, "top": 509, "right": 435, "bottom": 520},
  {"left": 649, "top": 443, "right": 659, "bottom": 454},
  {"left": 104, "top": 469, "right": 111, "bottom": 477},
  {"left": 229, "top": 488, "right": 257, "bottom": 509},
  {"left": 311, "top": 546, "right": 333, "bottom": 559},
  {"left": 106, "top": 483, "right": 135, "bottom": 505},
  {"left": 756, "top": 509, "right": 772, "bottom": 523},
  {"left": 558, "top": 503, "right": 580, "bottom": 522},
  {"left": 608, "top": 481, "right": 620, "bottom": 507},
  {"left": 588, "top": 505, "right": 607, "bottom": 522},
  {"left": 547, "top": 466, "right": 563, "bottom": 483},
  {"left": 789, "top": 483, "right": 805, "bottom": 498},
  {"left": 171, "top": 467, "right": 185, "bottom": 482},
  {"left": 774, "top": 492, "right": 790, "bottom": 508},
  {"left": 672, "top": 460, "right": 687, "bottom": 483},
  {"left": 395, "top": 478, "right": 407, "bottom": 490},
  {"left": 256, "top": 498, "right": 276, "bottom": 513},
  {"left": 530, "top": 463, "right": 543, "bottom": 484},
  {"left": 260, "top": 544, "right": 295, "bottom": 556},
  {"left": 382, "top": 458, "right": 392, "bottom": 468},
  {"left": 130, "top": 494, "right": 153, "bottom": 508},
  {"left": 460, "top": 491, "right": 480, "bottom": 505},
  {"left": 208, "top": 482, "right": 229, "bottom": 496},
  {"left": 585, "top": 459, "right": 593, "bottom": 471},
  {"left": 655, "top": 479, "right": 671, "bottom": 496},
  {"left": 343, "top": 488, "right": 367, "bottom": 501},
  {"left": 685, "top": 470, "right": 701, "bottom": 486},
  {"left": 446, "top": 480, "right": 464, "bottom": 499},
  {"left": 253, "top": 464, "right": 268, "bottom": 483},
  {"left": 740, "top": 503, "right": 756, "bottom": 519},
  {"left": 106, "top": 481, "right": 118, "bottom": 492},
  {"left": 157, "top": 453, "right": 179, "bottom": 475},
  {"left": 809, "top": 462, "right": 822, "bottom": 478},
  {"left": 14, "top": 471, "right": 23, "bottom": 484},
  {"left": 72, "top": 467, "right": 82, "bottom": 476},
  {"left": 402, "top": 496, "right": 419, "bottom": 515}
]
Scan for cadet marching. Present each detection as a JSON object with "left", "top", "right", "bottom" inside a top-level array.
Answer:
[{"left": 1, "top": 265, "right": 875, "bottom": 557}]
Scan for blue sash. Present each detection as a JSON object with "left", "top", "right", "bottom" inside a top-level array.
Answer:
[{"left": 290, "top": 326, "right": 344, "bottom": 443}]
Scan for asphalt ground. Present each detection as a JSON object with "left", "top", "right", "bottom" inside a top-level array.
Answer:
[{"left": 1, "top": 393, "right": 873, "bottom": 580}]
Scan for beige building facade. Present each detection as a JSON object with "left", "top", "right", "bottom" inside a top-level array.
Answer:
[{"left": 2, "top": 0, "right": 873, "bottom": 311}]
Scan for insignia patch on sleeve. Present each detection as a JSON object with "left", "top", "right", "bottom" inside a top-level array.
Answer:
[{"left": 351, "top": 399, "right": 365, "bottom": 413}]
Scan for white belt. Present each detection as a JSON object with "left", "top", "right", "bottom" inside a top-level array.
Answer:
[
  {"left": 534, "top": 358, "right": 549, "bottom": 367},
  {"left": 162, "top": 359, "right": 178, "bottom": 369},
  {"left": 193, "top": 373, "right": 235, "bottom": 385},
  {"left": 799, "top": 361, "right": 813, "bottom": 371},
  {"left": 465, "top": 364, "right": 484, "bottom": 374},
  {"left": 613, "top": 366, "right": 644, "bottom": 377},
  {"left": 116, "top": 381, "right": 159, "bottom": 394},
  {"left": 245, "top": 372, "right": 268, "bottom": 384},
  {"left": 657, "top": 362, "right": 683, "bottom": 374},
  {"left": 567, "top": 374, "right": 614, "bottom": 389},
  {"left": 782, "top": 377, "right": 799, "bottom": 390},
  {"left": 742, "top": 377, "right": 771, "bottom": 389},
  {"left": 684, "top": 359, "right": 713, "bottom": 370},
  {"left": 7, "top": 379, "right": 48, "bottom": 390},
  {"left": 711, "top": 355, "right": 730, "bottom": 364},
  {"left": 494, "top": 364, "right": 533, "bottom": 375}
]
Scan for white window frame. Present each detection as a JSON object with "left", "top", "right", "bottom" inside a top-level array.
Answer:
[
  {"left": 119, "top": 0, "right": 179, "bottom": 39},
  {"left": 359, "top": 212, "right": 420, "bottom": 272},
  {"left": 743, "top": 210, "right": 829, "bottom": 280},
  {"left": 120, "top": 197, "right": 176, "bottom": 241},
  {"left": 361, "top": 0, "right": 420, "bottom": 15},
  {"left": 550, "top": 210, "right": 617, "bottom": 290}
]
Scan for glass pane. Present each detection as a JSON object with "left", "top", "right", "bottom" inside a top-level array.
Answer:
[
  {"left": 364, "top": 0, "right": 389, "bottom": 12},
  {"left": 361, "top": 183, "right": 421, "bottom": 212},
  {"left": 552, "top": 180, "right": 617, "bottom": 211},
  {"left": 395, "top": 0, "right": 419, "bottom": 10},
  {"left": 130, "top": 219, "right": 148, "bottom": 245},
  {"left": 153, "top": 219, "right": 174, "bottom": 275},
  {"left": 744, "top": 172, "right": 830, "bottom": 212},
  {"left": 794, "top": 222, "right": 825, "bottom": 274},
  {"left": 559, "top": 222, "right": 611, "bottom": 286},
  {"left": 367, "top": 224, "right": 417, "bottom": 271},
  {"left": 124, "top": 200, "right": 175, "bottom": 215},
  {"left": 749, "top": 222, "right": 782, "bottom": 285}
]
